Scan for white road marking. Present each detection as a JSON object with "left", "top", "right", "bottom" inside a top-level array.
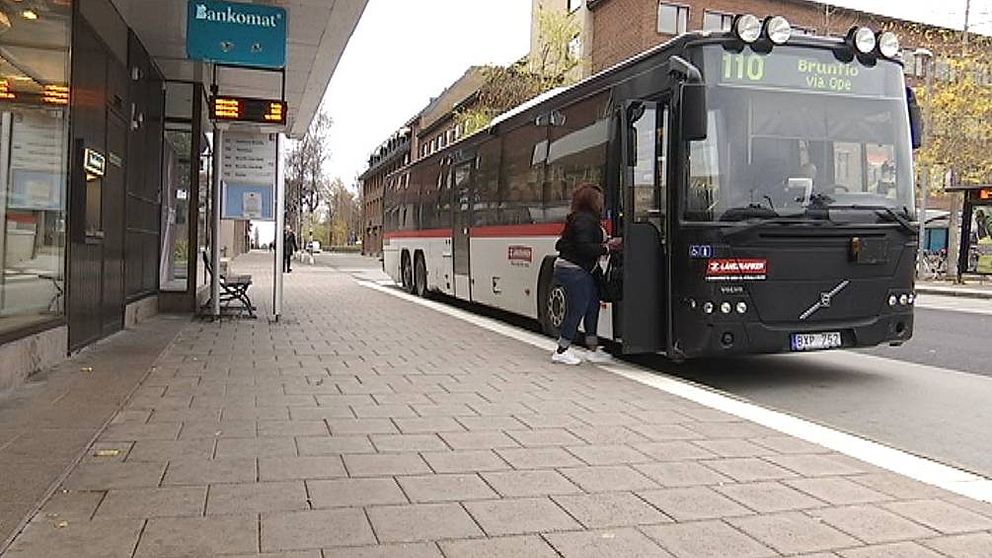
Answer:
[
  {"left": 915, "top": 294, "right": 992, "bottom": 316},
  {"left": 359, "top": 279, "right": 992, "bottom": 504}
]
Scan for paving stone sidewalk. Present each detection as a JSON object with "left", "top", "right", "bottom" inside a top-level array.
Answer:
[{"left": 5, "top": 251, "right": 992, "bottom": 557}]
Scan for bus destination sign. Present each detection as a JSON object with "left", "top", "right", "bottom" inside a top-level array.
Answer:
[
  {"left": 717, "top": 50, "right": 892, "bottom": 96},
  {"left": 212, "top": 96, "right": 286, "bottom": 125}
]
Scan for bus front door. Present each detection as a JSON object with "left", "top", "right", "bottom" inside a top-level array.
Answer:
[
  {"left": 452, "top": 160, "right": 473, "bottom": 300},
  {"left": 620, "top": 100, "right": 669, "bottom": 354}
]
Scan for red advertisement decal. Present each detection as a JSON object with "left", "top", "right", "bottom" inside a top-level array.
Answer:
[
  {"left": 706, "top": 258, "right": 768, "bottom": 279},
  {"left": 508, "top": 245, "right": 533, "bottom": 263}
]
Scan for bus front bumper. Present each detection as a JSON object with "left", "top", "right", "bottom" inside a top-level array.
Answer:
[{"left": 675, "top": 311, "right": 914, "bottom": 359}]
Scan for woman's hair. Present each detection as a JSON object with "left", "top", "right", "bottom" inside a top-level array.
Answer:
[{"left": 568, "top": 183, "right": 604, "bottom": 225}]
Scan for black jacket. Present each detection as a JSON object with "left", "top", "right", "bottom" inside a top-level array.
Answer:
[
  {"left": 284, "top": 231, "right": 298, "bottom": 254},
  {"left": 555, "top": 211, "right": 606, "bottom": 271}
]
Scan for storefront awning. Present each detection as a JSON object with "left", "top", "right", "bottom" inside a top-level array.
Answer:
[{"left": 109, "top": 0, "right": 367, "bottom": 138}]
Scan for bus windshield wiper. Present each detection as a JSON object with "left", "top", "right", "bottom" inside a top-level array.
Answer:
[
  {"left": 825, "top": 204, "right": 917, "bottom": 235},
  {"left": 723, "top": 216, "right": 836, "bottom": 237}
]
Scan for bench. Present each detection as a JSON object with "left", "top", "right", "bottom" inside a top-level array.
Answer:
[{"left": 202, "top": 250, "right": 256, "bottom": 318}]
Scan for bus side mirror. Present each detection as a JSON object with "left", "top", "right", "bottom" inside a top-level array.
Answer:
[
  {"left": 907, "top": 86, "right": 923, "bottom": 149},
  {"left": 682, "top": 83, "right": 708, "bottom": 142}
]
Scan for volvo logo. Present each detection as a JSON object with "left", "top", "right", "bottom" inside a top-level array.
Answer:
[{"left": 799, "top": 280, "right": 850, "bottom": 320}]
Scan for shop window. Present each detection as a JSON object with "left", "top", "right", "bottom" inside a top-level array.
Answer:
[
  {"left": 0, "top": 0, "right": 71, "bottom": 335},
  {"left": 161, "top": 126, "right": 192, "bottom": 291}
]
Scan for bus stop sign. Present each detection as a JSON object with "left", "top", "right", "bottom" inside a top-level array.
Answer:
[{"left": 187, "top": 0, "right": 287, "bottom": 69}]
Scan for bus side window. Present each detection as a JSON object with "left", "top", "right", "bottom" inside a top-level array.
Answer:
[{"left": 631, "top": 105, "right": 667, "bottom": 238}]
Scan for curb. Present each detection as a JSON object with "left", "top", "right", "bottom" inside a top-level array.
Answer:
[{"left": 916, "top": 286, "right": 992, "bottom": 300}]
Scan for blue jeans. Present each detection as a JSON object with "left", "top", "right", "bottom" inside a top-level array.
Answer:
[{"left": 554, "top": 265, "right": 600, "bottom": 349}]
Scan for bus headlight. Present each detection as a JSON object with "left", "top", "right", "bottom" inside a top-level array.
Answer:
[
  {"left": 764, "top": 16, "right": 792, "bottom": 45},
  {"left": 878, "top": 31, "right": 900, "bottom": 58},
  {"left": 899, "top": 294, "right": 909, "bottom": 305},
  {"left": 703, "top": 302, "right": 715, "bottom": 314},
  {"left": 907, "top": 293, "right": 916, "bottom": 305},
  {"left": 888, "top": 295, "right": 898, "bottom": 307},
  {"left": 720, "top": 302, "right": 733, "bottom": 314},
  {"left": 736, "top": 302, "right": 748, "bottom": 314},
  {"left": 850, "top": 27, "right": 876, "bottom": 54},
  {"left": 734, "top": 14, "right": 762, "bottom": 43}
]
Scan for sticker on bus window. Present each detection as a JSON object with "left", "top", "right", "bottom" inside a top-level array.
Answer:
[
  {"left": 706, "top": 258, "right": 768, "bottom": 281},
  {"left": 689, "top": 245, "right": 713, "bottom": 258},
  {"left": 508, "top": 245, "right": 533, "bottom": 264}
]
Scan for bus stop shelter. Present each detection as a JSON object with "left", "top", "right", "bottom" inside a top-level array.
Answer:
[
  {"left": 106, "top": 0, "right": 368, "bottom": 317},
  {"left": 945, "top": 183, "right": 992, "bottom": 276}
]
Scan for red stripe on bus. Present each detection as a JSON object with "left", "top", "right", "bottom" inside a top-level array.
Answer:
[
  {"left": 384, "top": 229, "right": 452, "bottom": 240},
  {"left": 385, "top": 220, "right": 613, "bottom": 240},
  {"left": 471, "top": 223, "right": 564, "bottom": 238}
]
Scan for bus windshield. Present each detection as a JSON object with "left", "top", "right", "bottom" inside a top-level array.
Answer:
[{"left": 686, "top": 45, "right": 915, "bottom": 223}]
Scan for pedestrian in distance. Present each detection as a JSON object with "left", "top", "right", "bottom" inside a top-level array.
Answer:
[
  {"left": 283, "top": 226, "right": 297, "bottom": 273},
  {"left": 551, "top": 183, "right": 622, "bottom": 365}
]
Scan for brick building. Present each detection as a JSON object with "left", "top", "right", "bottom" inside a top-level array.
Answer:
[
  {"left": 585, "top": 0, "right": 970, "bottom": 75},
  {"left": 359, "top": 130, "right": 410, "bottom": 256},
  {"left": 360, "top": 68, "right": 487, "bottom": 255}
]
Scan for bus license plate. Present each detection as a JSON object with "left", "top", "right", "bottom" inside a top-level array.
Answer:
[{"left": 790, "top": 332, "right": 842, "bottom": 351}]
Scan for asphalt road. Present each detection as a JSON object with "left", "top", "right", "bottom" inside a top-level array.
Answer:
[
  {"left": 640, "top": 296, "right": 992, "bottom": 477},
  {"left": 316, "top": 253, "right": 992, "bottom": 478}
]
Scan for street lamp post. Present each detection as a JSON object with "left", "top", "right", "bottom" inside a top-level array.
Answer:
[{"left": 914, "top": 48, "right": 934, "bottom": 278}]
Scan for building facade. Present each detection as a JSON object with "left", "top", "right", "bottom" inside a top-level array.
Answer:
[
  {"left": 0, "top": 0, "right": 366, "bottom": 390},
  {"left": 0, "top": 0, "right": 168, "bottom": 389},
  {"left": 586, "top": 0, "right": 969, "bottom": 75},
  {"left": 360, "top": 67, "right": 488, "bottom": 256},
  {"left": 360, "top": 131, "right": 410, "bottom": 256}
]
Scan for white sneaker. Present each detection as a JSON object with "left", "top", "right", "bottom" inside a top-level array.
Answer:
[
  {"left": 584, "top": 347, "right": 613, "bottom": 363},
  {"left": 551, "top": 348, "right": 582, "bottom": 365}
]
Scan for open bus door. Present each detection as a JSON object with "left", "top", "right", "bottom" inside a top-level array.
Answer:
[{"left": 619, "top": 100, "right": 669, "bottom": 354}]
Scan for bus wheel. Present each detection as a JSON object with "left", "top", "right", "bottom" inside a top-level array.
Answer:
[
  {"left": 540, "top": 273, "right": 567, "bottom": 338},
  {"left": 414, "top": 253, "right": 427, "bottom": 297},
  {"left": 401, "top": 252, "right": 415, "bottom": 294}
]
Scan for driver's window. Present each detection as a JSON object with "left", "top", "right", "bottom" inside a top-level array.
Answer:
[{"left": 632, "top": 105, "right": 667, "bottom": 234}]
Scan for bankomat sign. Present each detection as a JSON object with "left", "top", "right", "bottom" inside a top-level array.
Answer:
[{"left": 187, "top": 0, "right": 287, "bottom": 69}]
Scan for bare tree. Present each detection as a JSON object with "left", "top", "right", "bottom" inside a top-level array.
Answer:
[{"left": 285, "top": 110, "right": 332, "bottom": 238}]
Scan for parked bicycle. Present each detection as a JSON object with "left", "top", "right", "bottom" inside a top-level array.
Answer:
[{"left": 917, "top": 249, "right": 947, "bottom": 281}]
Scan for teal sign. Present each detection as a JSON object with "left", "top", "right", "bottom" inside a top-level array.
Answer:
[{"left": 186, "top": 0, "right": 287, "bottom": 69}]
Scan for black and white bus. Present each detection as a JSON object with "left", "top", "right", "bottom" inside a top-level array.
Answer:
[{"left": 383, "top": 16, "right": 921, "bottom": 359}]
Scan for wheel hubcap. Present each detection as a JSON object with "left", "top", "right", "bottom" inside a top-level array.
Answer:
[{"left": 548, "top": 286, "right": 566, "bottom": 329}]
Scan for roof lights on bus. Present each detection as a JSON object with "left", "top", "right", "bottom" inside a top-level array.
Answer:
[
  {"left": 849, "top": 27, "right": 877, "bottom": 55},
  {"left": 764, "top": 16, "right": 792, "bottom": 45},
  {"left": 733, "top": 14, "right": 762, "bottom": 43},
  {"left": 877, "top": 31, "right": 900, "bottom": 58}
]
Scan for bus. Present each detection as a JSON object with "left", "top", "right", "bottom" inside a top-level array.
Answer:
[{"left": 382, "top": 16, "right": 921, "bottom": 359}]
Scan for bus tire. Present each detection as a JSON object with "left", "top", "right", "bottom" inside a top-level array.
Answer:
[
  {"left": 413, "top": 252, "right": 427, "bottom": 297},
  {"left": 401, "top": 251, "right": 415, "bottom": 294},
  {"left": 538, "top": 263, "right": 567, "bottom": 338}
]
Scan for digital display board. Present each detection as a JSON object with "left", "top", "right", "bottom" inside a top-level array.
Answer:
[
  {"left": 211, "top": 96, "right": 286, "bottom": 125},
  {"left": 707, "top": 46, "right": 900, "bottom": 98},
  {"left": 980, "top": 188, "right": 992, "bottom": 201}
]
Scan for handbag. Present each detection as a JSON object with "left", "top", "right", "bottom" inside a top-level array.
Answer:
[{"left": 594, "top": 253, "right": 623, "bottom": 303}]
